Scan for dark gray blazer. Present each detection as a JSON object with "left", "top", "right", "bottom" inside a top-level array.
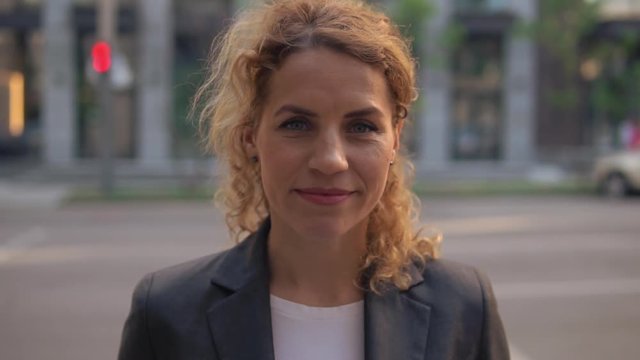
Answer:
[{"left": 118, "top": 220, "right": 509, "bottom": 360}]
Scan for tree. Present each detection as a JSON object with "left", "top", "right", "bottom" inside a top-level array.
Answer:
[{"left": 526, "top": 0, "right": 640, "bottom": 144}]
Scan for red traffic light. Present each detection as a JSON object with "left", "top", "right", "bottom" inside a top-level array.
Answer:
[{"left": 91, "top": 41, "right": 112, "bottom": 73}]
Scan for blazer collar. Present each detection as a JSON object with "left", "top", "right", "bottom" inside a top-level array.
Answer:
[
  {"left": 208, "top": 218, "right": 272, "bottom": 292},
  {"left": 206, "top": 218, "right": 432, "bottom": 360},
  {"left": 364, "top": 277, "right": 432, "bottom": 360},
  {"left": 206, "top": 219, "right": 275, "bottom": 360}
]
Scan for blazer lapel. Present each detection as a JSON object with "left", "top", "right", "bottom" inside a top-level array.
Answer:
[
  {"left": 205, "top": 219, "right": 432, "bottom": 360},
  {"left": 206, "top": 220, "right": 275, "bottom": 360},
  {"left": 364, "top": 265, "right": 432, "bottom": 360}
]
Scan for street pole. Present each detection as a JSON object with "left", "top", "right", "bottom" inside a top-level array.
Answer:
[{"left": 97, "top": 0, "right": 117, "bottom": 196}]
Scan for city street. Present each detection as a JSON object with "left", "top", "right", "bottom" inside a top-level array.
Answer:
[{"left": 1, "top": 195, "right": 639, "bottom": 359}]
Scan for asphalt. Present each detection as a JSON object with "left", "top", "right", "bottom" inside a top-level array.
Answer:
[
  {"left": 1, "top": 195, "right": 639, "bottom": 360},
  {"left": 0, "top": 180, "right": 71, "bottom": 209}
]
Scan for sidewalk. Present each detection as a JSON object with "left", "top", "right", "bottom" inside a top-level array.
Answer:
[
  {"left": 0, "top": 160, "right": 591, "bottom": 206},
  {"left": 0, "top": 181, "right": 71, "bottom": 209}
]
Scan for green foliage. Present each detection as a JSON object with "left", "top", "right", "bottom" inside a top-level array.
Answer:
[
  {"left": 441, "top": 21, "right": 466, "bottom": 50},
  {"left": 534, "top": 0, "right": 599, "bottom": 73},
  {"left": 592, "top": 59, "right": 640, "bottom": 123},
  {"left": 549, "top": 89, "right": 580, "bottom": 109},
  {"left": 584, "top": 30, "right": 640, "bottom": 125},
  {"left": 173, "top": 61, "right": 204, "bottom": 158},
  {"left": 390, "top": 0, "right": 435, "bottom": 57},
  {"left": 389, "top": 0, "right": 467, "bottom": 69},
  {"left": 524, "top": 0, "right": 640, "bottom": 127}
]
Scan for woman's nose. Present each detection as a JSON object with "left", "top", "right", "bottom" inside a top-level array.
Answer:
[{"left": 308, "top": 131, "right": 349, "bottom": 175}]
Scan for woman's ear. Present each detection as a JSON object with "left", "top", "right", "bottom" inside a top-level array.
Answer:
[
  {"left": 393, "top": 119, "right": 404, "bottom": 152},
  {"left": 242, "top": 125, "right": 258, "bottom": 159}
]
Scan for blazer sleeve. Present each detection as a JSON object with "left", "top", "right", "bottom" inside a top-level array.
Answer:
[
  {"left": 475, "top": 269, "right": 510, "bottom": 360},
  {"left": 118, "top": 273, "right": 156, "bottom": 360}
]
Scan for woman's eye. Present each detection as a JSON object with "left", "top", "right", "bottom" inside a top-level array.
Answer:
[
  {"left": 350, "top": 122, "right": 377, "bottom": 134},
  {"left": 280, "top": 119, "right": 309, "bottom": 131}
]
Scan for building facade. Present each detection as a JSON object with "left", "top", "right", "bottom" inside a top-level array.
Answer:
[
  {"left": 0, "top": 0, "right": 229, "bottom": 177},
  {"left": 418, "top": 0, "right": 537, "bottom": 177},
  {"left": 0, "top": 0, "right": 639, "bottom": 179}
]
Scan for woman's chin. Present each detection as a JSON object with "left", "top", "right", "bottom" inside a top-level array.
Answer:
[
  {"left": 290, "top": 217, "right": 366, "bottom": 243},
  {"left": 270, "top": 207, "right": 369, "bottom": 242}
]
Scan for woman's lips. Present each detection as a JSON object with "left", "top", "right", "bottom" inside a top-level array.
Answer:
[{"left": 294, "top": 188, "right": 354, "bottom": 205}]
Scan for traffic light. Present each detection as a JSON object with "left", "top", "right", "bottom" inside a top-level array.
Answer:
[{"left": 91, "top": 41, "right": 112, "bottom": 73}]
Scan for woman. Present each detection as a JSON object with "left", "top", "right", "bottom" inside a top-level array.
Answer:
[{"left": 118, "top": 0, "right": 509, "bottom": 359}]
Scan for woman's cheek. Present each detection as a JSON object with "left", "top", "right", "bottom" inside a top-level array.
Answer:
[
  {"left": 354, "top": 138, "right": 394, "bottom": 163},
  {"left": 263, "top": 138, "right": 304, "bottom": 163}
]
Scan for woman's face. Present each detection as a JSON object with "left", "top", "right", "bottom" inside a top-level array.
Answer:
[{"left": 245, "top": 47, "right": 402, "bottom": 240}]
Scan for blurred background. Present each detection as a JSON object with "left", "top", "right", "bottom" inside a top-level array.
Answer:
[
  {"left": 0, "top": 0, "right": 639, "bottom": 184},
  {"left": 0, "top": 0, "right": 639, "bottom": 359}
]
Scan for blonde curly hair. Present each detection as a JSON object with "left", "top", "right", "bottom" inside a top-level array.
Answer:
[{"left": 193, "top": 0, "right": 441, "bottom": 292}]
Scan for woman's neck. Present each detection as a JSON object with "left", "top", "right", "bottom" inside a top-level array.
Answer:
[{"left": 267, "top": 218, "right": 367, "bottom": 307}]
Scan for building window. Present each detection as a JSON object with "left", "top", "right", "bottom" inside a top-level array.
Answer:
[
  {"left": 172, "top": 0, "right": 231, "bottom": 158},
  {"left": 451, "top": 34, "right": 504, "bottom": 160},
  {"left": 599, "top": 0, "right": 640, "bottom": 17},
  {"left": 0, "top": 28, "right": 41, "bottom": 157},
  {"left": 455, "top": 0, "right": 509, "bottom": 13},
  {"left": 77, "top": 30, "right": 136, "bottom": 159}
]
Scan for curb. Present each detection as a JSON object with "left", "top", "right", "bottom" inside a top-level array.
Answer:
[{"left": 0, "top": 181, "right": 71, "bottom": 209}]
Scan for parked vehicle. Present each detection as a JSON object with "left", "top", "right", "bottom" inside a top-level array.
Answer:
[{"left": 593, "top": 150, "right": 640, "bottom": 197}]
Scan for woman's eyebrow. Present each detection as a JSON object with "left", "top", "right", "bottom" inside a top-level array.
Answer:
[
  {"left": 273, "top": 105, "right": 317, "bottom": 117},
  {"left": 273, "top": 105, "right": 384, "bottom": 118},
  {"left": 344, "top": 107, "right": 383, "bottom": 118}
]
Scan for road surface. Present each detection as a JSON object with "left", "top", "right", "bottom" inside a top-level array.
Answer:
[{"left": 1, "top": 195, "right": 638, "bottom": 359}]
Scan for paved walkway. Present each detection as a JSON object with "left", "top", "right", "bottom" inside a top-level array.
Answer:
[
  {"left": 0, "top": 181, "right": 70, "bottom": 209},
  {"left": 1, "top": 196, "right": 639, "bottom": 359}
]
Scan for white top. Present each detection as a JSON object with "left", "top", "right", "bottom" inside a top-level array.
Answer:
[{"left": 270, "top": 294, "right": 365, "bottom": 360}]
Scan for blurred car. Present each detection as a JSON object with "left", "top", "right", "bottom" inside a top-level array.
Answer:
[{"left": 593, "top": 150, "right": 640, "bottom": 197}]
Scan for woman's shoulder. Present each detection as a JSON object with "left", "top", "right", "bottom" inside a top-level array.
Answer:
[
  {"left": 415, "top": 258, "right": 497, "bottom": 305},
  {"left": 119, "top": 245, "right": 250, "bottom": 359},
  {"left": 152, "top": 251, "right": 225, "bottom": 284},
  {"left": 132, "top": 245, "right": 237, "bottom": 301},
  {"left": 423, "top": 258, "right": 489, "bottom": 284},
  {"left": 134, "top": 232, "right": 262, "bottom": 299}
]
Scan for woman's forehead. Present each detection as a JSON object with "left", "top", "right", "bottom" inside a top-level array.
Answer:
[
  {"left": 274, "top": 48, "right": 379, "bottom": 81},
  {"left": 263, "top": 47, "right": 393, "bottom": 112}
]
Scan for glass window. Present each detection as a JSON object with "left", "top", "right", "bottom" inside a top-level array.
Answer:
[
  {"left": 455, "top": 0, "right": 509, "bottom": 12},
  {"left": 599, "top": 0, "right": 640, "bottom": 17},
  {"left": 172, "top": 0, "right": 231, "bottom": 158},
  {"left": 451, "top": 34, "right": 504, "bottom": 160},
  {"left": 77, "top": 31, "right": 136, "bottom": 159},
  {"left": 0, "top": 28, "right": 42, "bottom": 157}
]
